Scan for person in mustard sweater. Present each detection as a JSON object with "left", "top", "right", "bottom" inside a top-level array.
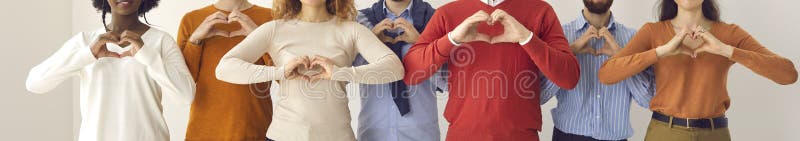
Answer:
[
  {"left": 176, "top": 0, "right": 275, "bottom": 140},
  {"left": 598, "top": 0, "right": 798, "bottom": 140}
]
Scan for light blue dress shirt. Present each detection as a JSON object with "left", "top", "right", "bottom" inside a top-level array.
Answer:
[
  {"left": 539, "top": 13, "right": 656, "bottom": 140},
  {"left": 353, "top": 1, "right": 447, "bottom": 141}
]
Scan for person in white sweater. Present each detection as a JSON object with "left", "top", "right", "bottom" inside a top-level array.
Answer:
[
  {"left": 25, "top": 0, "right": 195, "bottom": 140},
  {"left": 214, "top": 0, "right": 404, "bottom": 140}
]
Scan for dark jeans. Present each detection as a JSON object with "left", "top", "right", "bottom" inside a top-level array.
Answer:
[
  {"left": 266, "top": 138, "right": 274, "bottom": 141},
  {"left": 553, "top": 127, "right": 628, "bottom": 141}
]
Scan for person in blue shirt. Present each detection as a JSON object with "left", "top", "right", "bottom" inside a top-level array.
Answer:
[
  {"left": 540, "top": 0, "right": 656, "bottom": 140},
  {"left": 354, "top": 0, "right": 445, "bottom": 140}
]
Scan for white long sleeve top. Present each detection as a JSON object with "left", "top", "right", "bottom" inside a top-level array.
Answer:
[
  {"left": 25, "top": 27, "right": 195, "bottom": 141},
  {"left": 215, "top": 19, "right": 404, "bottom": 141}
]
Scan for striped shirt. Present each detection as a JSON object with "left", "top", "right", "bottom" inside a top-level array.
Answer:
[{"left": 540, "top": 13, "right": 656, "bottom": 140}]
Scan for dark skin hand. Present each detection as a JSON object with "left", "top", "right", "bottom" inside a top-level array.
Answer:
[{"left": 91, "top": 0, "right": 151, "bottom": 59}]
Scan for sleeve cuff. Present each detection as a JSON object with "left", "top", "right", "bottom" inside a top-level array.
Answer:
[
  {"left": 79, "top": 46, "right": 99, "bottom": 63},
  {"left": 447, "top": 32, "right": 462, "bottom": 46},
  {"left": 273, "top": 66, "right": 286, "bottom": 80},
  {"left": 329, "top": 65, "right": 348, "bottom": 82},
  {"left": 185, "top": 41, "right": 203, "bottom": 49},
  {"left": 643, "top": 49, "right": 659, "bottom": 64},
  {"left": 519, "top": 32, "right": 534, "bottom": 46},
  {"left": 729, "top": 47, "right": 747, "bottom": 62}
]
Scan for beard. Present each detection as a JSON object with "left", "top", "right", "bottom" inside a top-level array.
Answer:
[{"left": 584, "top": 0, "right": 614, "bottom": 14}]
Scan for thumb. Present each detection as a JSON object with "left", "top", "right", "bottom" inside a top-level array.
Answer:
[{"left": 692, "top": 47, "right": 707, "bottom": 58}]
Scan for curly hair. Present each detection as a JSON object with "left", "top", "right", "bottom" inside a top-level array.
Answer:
[
  {"left": 91, "top": 0, "right": 161, "bottom": 30},
  {"left": 273, "top": 0, "right": 356, "bottom": 22}
]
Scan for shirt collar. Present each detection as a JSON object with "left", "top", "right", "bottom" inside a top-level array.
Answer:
[
  {"left": 482, "top": 0, "right": 505, "bottom": 7},
  {"left": 383, "top": 0, "right": 414, "bottom": 17},
  {"left": 575, "top": 10, "right": 617, "bottom": 31}
]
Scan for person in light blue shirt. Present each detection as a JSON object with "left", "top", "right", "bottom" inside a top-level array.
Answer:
[
  {"left": 539, "top": 0, "right": 655, "bottom": 140},
  {"left": 353, "top": 0, "right": 445, "bottom": 141}
]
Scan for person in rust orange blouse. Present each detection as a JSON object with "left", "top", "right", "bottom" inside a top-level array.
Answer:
[
  {"left": 598, "top": 0, "right": 798, "bottom": 140},
  {"left": 176, "top": 0, "right": 274, "bottom": 140}
]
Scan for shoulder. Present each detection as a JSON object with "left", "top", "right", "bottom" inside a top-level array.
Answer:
[
  {"left": 710, "top": 22, "right": 752, "bottom": 42},
  {"left": 526, "top": 0, "right": 554, "bottom": 8},
  {"left": 712, "top": 22, "right": 745, "bottom": 34},
  {"left": 639, "top": 21, "right": 669, "bottom": 32},
  {"left": 182, "top": 5, "right": 216, "bottom": 20},
  {"left": 246, "top": 5, "right": 275, "bottom": 24},
  {"left": 614, "top": 22, "right": 637, "bottom": 35},
  {"left": 144, "top": 27, "right": 177, "bottom": 44},
  {"left": 250, "top": 5, "right": 273, "bottom": 13},
  {"left": 70, "top": 28, "right": 105, "bottom": 45},
  {"left": 561, "top": 18, "right": 583, "bottom": 32},
  {"left": 436, "top": 0, "right": 470, "bottom": 13}
]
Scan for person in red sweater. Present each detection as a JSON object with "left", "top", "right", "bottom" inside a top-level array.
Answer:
[{"left": 403, "top": 0, "right": 580, "bottom": 140}]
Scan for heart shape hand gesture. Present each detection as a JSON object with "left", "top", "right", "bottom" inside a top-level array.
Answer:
[
  {"left": 688, "top": 26, "right": 734, "bottom": 58},
  {"left": 283, "top": 55, "right": 338, "bottom": 82},
  {"left": 657, "top": 24, "right": 733, "bottom": 58},
  {"left": 656, "top": 26, "right": 695, "bottom": 58},
  {"left": 450, "top": 10, "right": 533, "bottom": 45},
  {"left": 372, "top": 18, "right": 421, "bottom": 44},
  {"left": 91, "top": 30, "right": 144, "bottom": 59},
  {"left": 595, "top": 27, "right": 621, "bottom": 56},
  {"left": 188, "top": 8, "right": 258, "bottom": 45}
]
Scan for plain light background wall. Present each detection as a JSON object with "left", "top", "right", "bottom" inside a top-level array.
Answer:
[
  {"left": 0, "top": 0, "right": 76, "bottom": 140},
  {"left": 3, "top": 0, "right": 798, "bottom": 140}
]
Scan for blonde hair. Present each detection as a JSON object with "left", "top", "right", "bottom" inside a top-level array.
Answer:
[{"left": 273, "top": 0, "right": 357, "bottom": 21}]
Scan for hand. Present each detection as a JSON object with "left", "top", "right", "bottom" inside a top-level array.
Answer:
[
  {"left": 308, "top": 55, "right": 337, "bottom": 82},
  {"left": 188, "top": 11, "right": 230, "bottom": 45},
  {"left": 118, "top": 30, "right": 144, "bottom": 57},
  {"left": 90, "top": 33, "right": 122, "bottom": 59},
  {"left": 656, "top": 26, "right": 693, "bottom": 58},
  {"left": 450, "top": 10, "right": 492, "bottom": 44},
  {"left": 227, "top": 8, "right": 258, "bottom": 37},
  {"left": 692, "top": 27, "right": 734, "bottom": 58},
  {"left": 597, "top": 27, "right": 621, "bottom": 56},
  {"left": 487, "top": 9, "right": 533, "bottom": 44},
  {"left": 393, "top": 18, "right": 420, "bottom": 44},
  {"left": 284, "top": 56, "right": 311, "bottom": 80},
  {"left": 570, "top": 26, "right": 599, "bottom": 55},
  {"left": 372, "top": 18, "right": 396, "bottom": 43}
]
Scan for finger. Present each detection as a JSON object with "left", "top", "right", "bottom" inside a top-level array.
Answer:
[
  {"left": 206, "top": 18, "right": 228, "bottom": 25},
  {"left": 229, "top": 30, "right": 246, "bottom": 37},
  {"left": 211, "top": 29, "right": 230, "bottom": 37},
  {"left": 210, "top": 12, "right": 228, "bottom": 20},
  {"left": 696, "top": 31, "right": 715, "bottom": 42},
  {"left": 469, "top": 11, "right": 490, "bottom": 24},
  {"left": 680, "top": 49, "right": 693, "bottom": 57}
]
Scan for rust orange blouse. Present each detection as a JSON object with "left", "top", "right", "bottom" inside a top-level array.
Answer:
[
  {"left": 177, "top": 5, "right": 274, "bottom": 141},
  {"left": 598, "top": 21, "right": 797, "bottom": 118}
]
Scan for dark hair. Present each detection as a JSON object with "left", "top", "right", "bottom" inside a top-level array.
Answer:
[
  {"left": 658, "top": 0, "right": 720, "bottom": 21},
  {"left": 91, "top": 0, "right": 161, "bottom": 30}
]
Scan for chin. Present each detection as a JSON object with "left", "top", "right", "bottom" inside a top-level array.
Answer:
[
  {"left": 676, "top": 0, "right": 703, "bottom": 10},
  {"left": 300, "top": 0, "right": 326, "bottom": 6}
]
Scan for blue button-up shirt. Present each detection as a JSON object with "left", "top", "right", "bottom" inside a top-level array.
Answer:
[
  {"left": 539, "top": 13, "right": 656, "bottom": 140},
  {"left": 353, "top": 1, "right": 447, "bottom": 141}
]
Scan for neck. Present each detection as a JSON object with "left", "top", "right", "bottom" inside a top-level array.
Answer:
[
  {"left": 672, "top": 7, "right": 708, "bottom": 28},
  {"left": 298, "top": 4, "right": 332, "bottom": 22},
  {"left": 582, "top": 9, "right": 611, "bottom": 29},
  {"left": 109, "top": 13, "right": 143, "bottom": 32},
  {"left": 386, "top": 0, "right": 411, "bottom": 16},
  {"left": 215, "top": 0, "right": 252, "bottom": 11}
]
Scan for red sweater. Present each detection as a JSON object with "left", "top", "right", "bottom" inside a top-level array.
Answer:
[{"left": 403, "top": 0, "right": 579, "bottom": 140}]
